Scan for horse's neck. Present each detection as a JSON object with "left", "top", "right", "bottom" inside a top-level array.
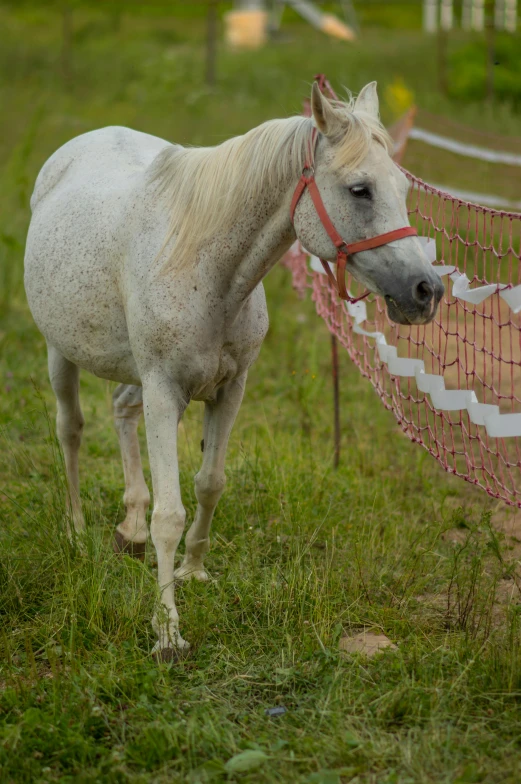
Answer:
[{"left": 200, "top": 182, "right": 296, "bottom": 317}]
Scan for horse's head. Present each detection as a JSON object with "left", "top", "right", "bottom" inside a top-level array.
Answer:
[{"left": 292, "top": 82, "right": 444, "bottom": 326}]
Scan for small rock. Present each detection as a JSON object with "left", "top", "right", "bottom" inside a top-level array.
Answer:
[
  {"left": 339, "top": 630, "right": 397, "bottom": 657},
  {"left": 265, "top": 706, "right": 287, "bottom": 717}
]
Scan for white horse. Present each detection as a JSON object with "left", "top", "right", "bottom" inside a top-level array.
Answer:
[{"left": 24, "top": 82, "right": 443, "bottom": 658}]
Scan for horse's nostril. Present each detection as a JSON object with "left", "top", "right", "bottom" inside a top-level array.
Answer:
[{"left": 412, "top": 280, "right": 434, "bottom": 305}]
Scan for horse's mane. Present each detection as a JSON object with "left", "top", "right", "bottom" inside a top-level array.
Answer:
[{"left": 148, "top": 95, "right": 392, "bottom": 272}]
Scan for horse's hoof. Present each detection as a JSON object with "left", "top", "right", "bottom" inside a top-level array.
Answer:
[
  {"left": 151, "top": 640, "right": 191, "bottom": 662},
  {"left": 174, "top": 564, "right": 210, "bottom": 582},
  {"left": 113, "top": 530, "right": 147, "bottom": 561}
]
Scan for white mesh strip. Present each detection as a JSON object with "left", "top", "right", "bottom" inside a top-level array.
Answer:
[
  {"left": 450, "top": 271, "right": 508, "bottom": 305},
  {"left": 304, "top": 244, "right": 521, "bottom": 435},
  {"left": 484, "top": 412, "right": 521, "bottom": 439},
  {"left": 351, "top": 331, "right": 521, "bottom": 436},
  {"left": 499, "top": 284, "right": 521, "bottom": 314}
]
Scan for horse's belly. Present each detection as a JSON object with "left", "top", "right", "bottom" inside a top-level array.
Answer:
[
  {"left": 25, "top": 217, "right": 140, "bottom": 385},
  {"left": 62, "top": 336, "right": 140, "bottom": 385},
  {"left": 31, "top": 291, "right": 140, "bottom": 384}
]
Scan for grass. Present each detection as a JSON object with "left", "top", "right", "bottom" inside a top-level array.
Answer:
[{"left": 1, "top": 7, "right": 521, "bottom": 783}]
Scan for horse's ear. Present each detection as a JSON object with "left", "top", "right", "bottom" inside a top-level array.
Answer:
[
  {"left": 354, "top": 82, "right": 379, "bottom": 119},
  {"left": 311, "top": 81, "right": 342, "bottom": 136}
]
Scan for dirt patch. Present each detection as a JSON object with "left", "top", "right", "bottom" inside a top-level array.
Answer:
[{"left": 339, "top": 631, "right": 397, "bottom": 657}]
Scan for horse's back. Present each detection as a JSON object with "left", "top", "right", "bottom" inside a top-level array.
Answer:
[{"left": 30, "top": 126, "right": 170, "bottom": 211}]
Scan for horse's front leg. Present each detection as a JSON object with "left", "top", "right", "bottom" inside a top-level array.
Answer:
[
  {"left": 175, "top": 373, "right": 247, "bottom": 582},
  {"left": 142, "top": 371, "right": 189, "bottom": 658}
]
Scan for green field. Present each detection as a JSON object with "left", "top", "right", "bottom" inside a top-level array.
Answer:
[{"left": 2, "top": 7, "right": 521, "bottom": 783}]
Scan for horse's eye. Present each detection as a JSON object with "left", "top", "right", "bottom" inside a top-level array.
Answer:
[{"left": 349, "top": 186, "right": 372, "bottom": 200}]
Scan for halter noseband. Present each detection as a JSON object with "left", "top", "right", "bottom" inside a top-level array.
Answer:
[{"left": 289, "top": 127, "right": 418, "bottom": 304}]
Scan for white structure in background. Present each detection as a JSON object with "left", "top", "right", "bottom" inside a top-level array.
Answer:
[
  {"left": 462, "top": 0, "right": 472, "bottom": 28},
  {"left": 282, "top": 0, "right": 355, "bottom": 40},
  {"left": 495, "top": 0, "right": 506, "bottom": 27},
  {"left": 440, "top": 0, "right": 454, "bottom": 29},
  {"left": 423, "top": 0, "right": 439, "bottom": 31},
  {"left": 472, "top": 0, "right": 485, "bottom": 30},
  {"left": 423, "top": 0, "right": 457, "bottom": 32},
  {"left": 228, "top": 0, "right": 356, "bottom": 46},
  {"left": 500, "top": 0, "right": 518, "bottom": 31},
  {"left": 494, "top": 0, "right": 519, "bottom": 30},
  {"left": 424, "top": 0, "right": 517, "bottom": 31}
]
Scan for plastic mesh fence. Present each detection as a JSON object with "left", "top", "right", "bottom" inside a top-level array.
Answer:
[{"left": 283, "top": 79, "right": 521, "bottom": 507}]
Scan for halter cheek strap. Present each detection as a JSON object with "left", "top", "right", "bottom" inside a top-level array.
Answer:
[{"left": 290, "top": 130, "right": 418, "bottom": 304}]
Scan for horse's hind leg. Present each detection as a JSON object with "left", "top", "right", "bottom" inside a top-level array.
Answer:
[
  {"left": 174, "top": 373, "right": 247, "bottom": 582},
  {"left": 112, "top": 384, "right": 150, "bottom": 560},
  {"left": 47, "top": 344, "right": 85, "bottom": 536}
]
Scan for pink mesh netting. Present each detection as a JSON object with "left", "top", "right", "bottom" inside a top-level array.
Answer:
[{"left": 283, "top": 77, "right": 521, "bottom": 507}]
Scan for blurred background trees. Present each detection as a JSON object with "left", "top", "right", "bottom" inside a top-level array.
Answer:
[{"left": 0, "top": 1, "right": 519, "bottom": 106}]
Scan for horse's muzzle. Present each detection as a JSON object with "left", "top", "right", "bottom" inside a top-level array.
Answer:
[{"left": 385, "top": 275, "right": 444, "bottom": 325}]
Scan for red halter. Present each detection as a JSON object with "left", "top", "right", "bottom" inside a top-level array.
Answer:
[{"left": 289, "top": 128, "right": 418, "bottom": 303}]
